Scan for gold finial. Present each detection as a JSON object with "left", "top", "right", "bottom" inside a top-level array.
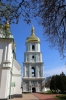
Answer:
[
  {"left": 31, "top": 26, "right": 35, "bottom": 35},
  {"left": 4, "top": 21, "right": 10, "bottom": 30}
]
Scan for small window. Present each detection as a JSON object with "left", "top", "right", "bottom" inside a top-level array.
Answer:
[
  {"left": 32, "top": 56, "right": 34, "bottom": 59},
  {"left": 32, "top": 45, "right": 35, "bottom": 51}
]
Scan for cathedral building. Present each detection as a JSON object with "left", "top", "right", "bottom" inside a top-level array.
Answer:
[
  {"left": 0, "top": 22, "right": 22, "bottom": 100},
  {"left": 22, "top": 27, "right": 45, "bottom": 92}
]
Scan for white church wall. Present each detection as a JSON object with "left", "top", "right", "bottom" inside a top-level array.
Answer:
[
  {"left": 0, "top": 69, "right": 10, "bottom": 98},
  {"left": 12, "top": 76, "right": 22, "bottom": 95},
  {"left": 0, "top": 69, "right": 2, "bottom": 87},
  {"left": 0, "top": 41, "right": 4, "bottom": 67},
  {"left": 5, "top": 69, "right": 11, "bottom": 98},
  {"left": 7, "top": 42, "right": 13, "bottom": 65},
  {"left": 0, "top": 39, "right": 13, "bottom": 99},
  {"left": 0, "top": 39, "right": 13, "bottom": 68},
  {"left": 0, "top": 38, "right": 18, "bottom": 99},
  {"left": 11, "top": 60, "right": 22, "bottom": 96},
  {"left": 12, "top": 64, "right": 21, "bottom": 75}
]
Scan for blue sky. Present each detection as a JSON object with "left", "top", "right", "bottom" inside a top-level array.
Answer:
[{"left": 11, "top": 18, "right": 66, "bottom": 78}]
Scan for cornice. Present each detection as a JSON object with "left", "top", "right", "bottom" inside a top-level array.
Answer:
[
  {"left": 22, "top": 77, "right": 44, "bottom": 80},
  {"left": 0, "top": 38, "right": 14, "bottom": 41},
  {"left": 24, "top": 52, "right": 42, "bottom": 54},
  {"left": 23, "top": 62, "right": 44, "bottom": 64},
  {"left": 0, "top": 66, "right": 11, "bottom": 69},
  {"left": 12, "top": 74, "right": 22, "bottom": 76}
]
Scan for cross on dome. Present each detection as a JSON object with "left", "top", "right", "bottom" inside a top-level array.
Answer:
[
  {"left": 31, "top": 26, "right": 35, "bottom": 35},
  {"left": 26, "top": 26, "right": 40, "bottom": 43}
]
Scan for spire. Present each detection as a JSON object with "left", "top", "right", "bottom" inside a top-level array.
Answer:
[{"left": 31, "top": 26, "right": 35, "bottom": 35}]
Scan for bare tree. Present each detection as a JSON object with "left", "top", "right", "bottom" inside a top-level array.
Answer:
[
  {"left": 0, "top": 0, "right": 66, "bottom": 57},
  {"left": 28, "top": 0, "right": 66, "bottom": 57},
  {"left": 0, "top": 0, "right": 31, "bottom": 24}
]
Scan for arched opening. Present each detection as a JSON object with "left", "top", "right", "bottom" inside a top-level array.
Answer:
[
  {"left": 32, "top": 55, "right": 34, "bottom": 59},
  {"left": 32, "top": 87, "right": 36, "bottom": 93},
  {"left": 32, "top": 67, "right": 35, "bottom": 77},
  {"left": 32, "top": 45, "right": 35, "bottom": 51}
]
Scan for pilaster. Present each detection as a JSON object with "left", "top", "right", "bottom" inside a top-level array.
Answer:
[
  {"left": 24, "top": 65, "right": 26, "bottom": 77},
  {"left": 41, "top": 65, "right": 43, "bottom": 77},
  {"left": 36, "top": 66, "right": 38, "bottom": 77},
  {"left": 29, "top": 65, "right": 31, "bottom": 77},
  {"left": 4, "top": 42, "right": 7, "bottom": 61}
]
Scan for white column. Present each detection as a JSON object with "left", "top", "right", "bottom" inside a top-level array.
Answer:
[
  {"left": 36, "top": 55, "right": 38, "bottom": 62},
  {"left": 29, "top": 65, "right": 31, "bottom": 77},
  {"left": 38, "top": 66, "right": 39, "bottom": 77},
  {"left": 7, "top": 44, "right": 10, "bottom": 61},
  {"left": 41, "top": 65, "right": 43, "bottom": 77},
  {"left": 30, "top": 44, "right": 32, "bottom": 51},
  {"left": 38, "top": 43, "right": 40, "bottom": 52},
  {"left": 24, "top": 53, "right": 26, "bottom": 62},
  {"left": 4, "top": 43, "right": 7, "bottom": 61},
  {"left": 36, "top": 66, "right": 37, "bottom": 77},
  {"left": 26, "top": 44, "right": 27, "bottom": 51},
  {"left": 35, "top": 44, "right": 36, "bottom": 51},
  {"left": 29, "top": 43, "right": 30, "bottom": 51},
  {"left": 24, "top": 66, "right": 26, "bottom": 77},
  {"left": 28, "top": 44, "right": 30, "bottom": 51},
  {"left": 37, "top": 43, "right": 38, "bottom": 51},
  {"left": 36, "top": 66, "right": 39, "bottom": 77},
  {"left": 40, "top": 53, "right": 42, "bottom": 62},
  {"left": 29, "top": 81, "right": 32, "bottom": 92},
  {"left": 29, "top": 54, "right": 31, "bottom": 62},
  {"left": 26, "top": 54, "right": 27, "bottom": 62}
]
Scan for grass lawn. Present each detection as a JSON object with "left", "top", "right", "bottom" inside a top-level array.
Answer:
[
  {"left": 40, "top": 90, "right": 56, "bottom": 94},
  {"left": 56, "top": 94, "right": 66, "bottom": 100},
  {"left": 44, "top": 90, "right": 53, "bottom": 94}
]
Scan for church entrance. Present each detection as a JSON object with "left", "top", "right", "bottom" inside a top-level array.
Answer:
[{"left": 32, "top": 87, "right": 36, "bottom": 93}]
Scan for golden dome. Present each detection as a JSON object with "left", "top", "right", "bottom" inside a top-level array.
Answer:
[
  {"left": 26, "top": 27, "right": 40, "bottom": 43},
  {"left": 4, "top": 21, "right": 10, "bottom": 30}
]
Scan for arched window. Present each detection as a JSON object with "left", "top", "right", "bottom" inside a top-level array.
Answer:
[
  {"left": 32, "top": 45, "right": 35, "bottom": 51},
  {"left": 32, "top": 55, "right": 34, "bottom": 59},
  {"left": 32, "top": 67, "right": 35, "bottom": 77}
]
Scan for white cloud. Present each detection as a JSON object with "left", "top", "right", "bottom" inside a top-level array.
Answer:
[{"left": 44, "top": 66, "right": 66, "bottom": 78}]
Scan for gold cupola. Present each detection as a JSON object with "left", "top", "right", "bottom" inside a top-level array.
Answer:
[
  {"left": 4, "top": 21, "right": 10, "bottom": 30},
  {"left": 26, "top": 27, "right": 40, "bottom": 43}
]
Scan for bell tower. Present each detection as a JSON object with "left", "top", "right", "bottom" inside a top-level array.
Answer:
[{"left": 22, "top": 27, "right": 45, "bottom": 92}]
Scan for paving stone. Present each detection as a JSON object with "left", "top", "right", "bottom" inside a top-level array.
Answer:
[
  {"left": 10, "top": 93, "right": 39, "bottom": 100},
  {"left": 32, "top": 93, "right": 58, "bottom": 100}
]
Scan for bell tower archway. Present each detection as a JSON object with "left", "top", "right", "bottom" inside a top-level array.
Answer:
[{"left": 32, "top": 87, "right": 36, "bottom": 93}]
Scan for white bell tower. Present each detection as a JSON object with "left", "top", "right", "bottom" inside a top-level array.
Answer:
[{"left": 22, "top": 27, "right": 45, "bottom": 92}]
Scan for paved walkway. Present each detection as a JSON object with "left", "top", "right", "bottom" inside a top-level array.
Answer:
[
  {"left": 11, "top": 93, "right": 39, "bottom": 100},
  {"left": 11, "top": 93, "right": 58, "bottom": 100},
  {"left": 32, "top": 93, "right": 58, "bottom": 100}
]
